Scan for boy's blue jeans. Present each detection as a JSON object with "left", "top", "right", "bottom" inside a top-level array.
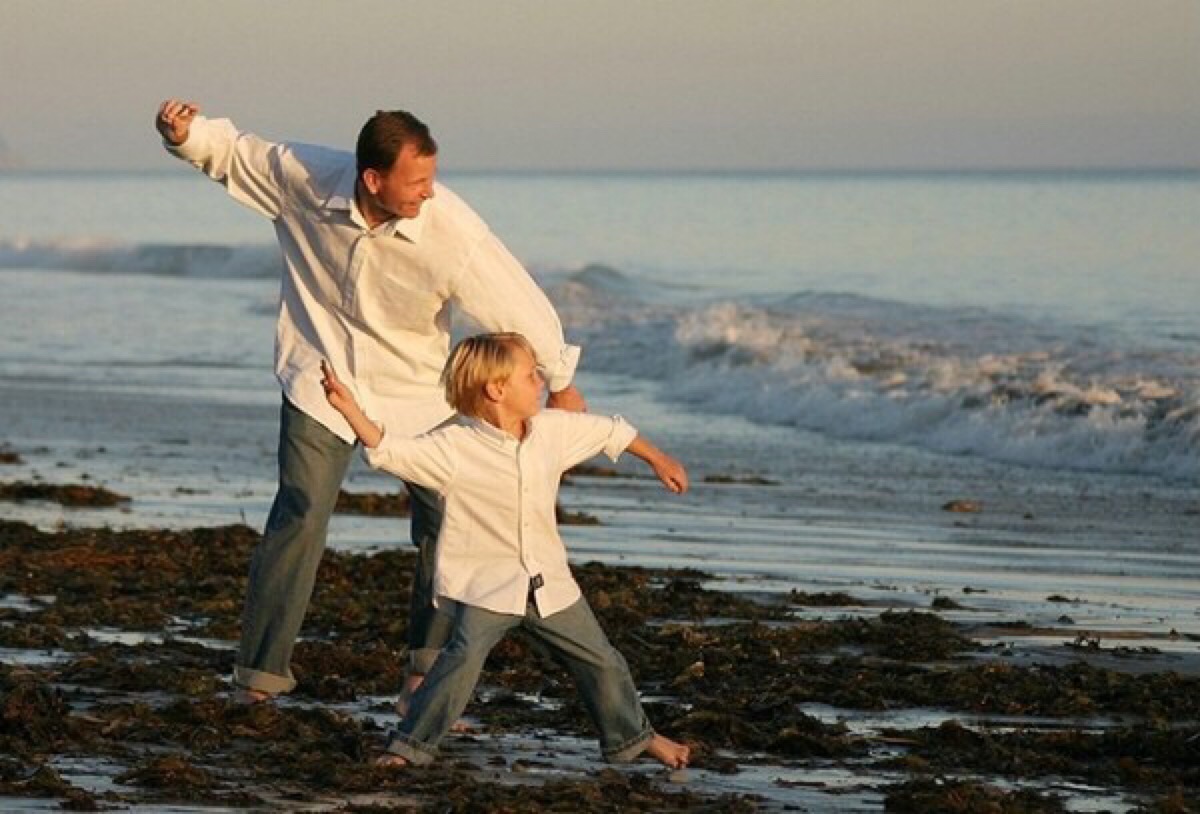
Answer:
[
  {"left": 385, "top": 596, "right": 654, "bottom": 765},
  {"left": 234, "top": 398, "right": 453, "bottom": 694}
]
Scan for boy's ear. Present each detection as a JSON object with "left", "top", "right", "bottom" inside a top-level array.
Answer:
[{"left": 483, "top": 378, "right": 506, "bottom": 403}]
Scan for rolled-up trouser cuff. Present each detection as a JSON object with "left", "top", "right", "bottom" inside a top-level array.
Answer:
[
  {"left": 233, "top": 664, "right": 296, "bottom": 695},
  {"left": 604, "top": 727, "right": 655, "bottom": 763},
  {"left": 408, "top": 646, "right": 442, "bottom": 675},
  {"left": 385, "top": 730, "right": 437, "bottom": 766}
]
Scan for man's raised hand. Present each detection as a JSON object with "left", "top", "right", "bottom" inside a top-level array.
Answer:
[{"left": 155, "top": 99, "right": 199, "bottom": 146}]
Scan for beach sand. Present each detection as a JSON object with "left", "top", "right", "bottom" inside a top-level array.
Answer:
[{"left": 1, "top": 375, "right": 1198, "bottom": 811}]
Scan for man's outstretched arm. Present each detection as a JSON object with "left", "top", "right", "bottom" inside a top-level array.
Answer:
[
  {"left": 153, "top": 98, "right": 283, "bottom": 220},
  {"left": 546, "top": 384, "right": 587, "bottom": 413}
]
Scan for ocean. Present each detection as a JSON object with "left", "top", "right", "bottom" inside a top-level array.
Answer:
[
  {"left": 3, "top": 169, "right": 1198, "bottom": 480},
  {"left": 1, "top": 168, "right": 1198, "bottom": 810}
]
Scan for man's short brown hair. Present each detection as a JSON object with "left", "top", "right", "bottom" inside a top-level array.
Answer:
[{"left": 356, "top": 110, "right": 437, "bottom": 175}]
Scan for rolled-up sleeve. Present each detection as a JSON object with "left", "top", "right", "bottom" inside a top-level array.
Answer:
[
  {"left": 452, "top": 233, "right": 581, "bottom": 392},
  {"left": 553, "top": 412, "right": 638, "bottom": 470},
  {"left": 166, "top": 116, "right": 283, "bottom": 220},
  {"left": 363, "top": 428, "right": 458, "bottom": 493}
]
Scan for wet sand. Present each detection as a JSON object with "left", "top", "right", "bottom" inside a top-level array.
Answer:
[
  {"left": 1, "top": 498, "right": 1197, "bottom": 810},
  {"left": 1, "top": 376, "right": 1199, "bottom": 811}
]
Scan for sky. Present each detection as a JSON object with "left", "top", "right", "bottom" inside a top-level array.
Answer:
[{"left": 1, "top": 0, "right": 1198, "bottom": 172}]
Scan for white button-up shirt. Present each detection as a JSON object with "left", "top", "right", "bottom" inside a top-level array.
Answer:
[
  {"left": 166, "top": 117, "right": 580, "bottom": 443},
  {"left": 364, "top": 410, "right": 638, "bottom": 617}
]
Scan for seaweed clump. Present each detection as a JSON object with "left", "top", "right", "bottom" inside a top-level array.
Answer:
[
  {"left": 0, "top": 481, "right": 129, "bottom": 507},
  {"left": 884, "top": 776, "right": 1065, "bottom": 813},
  {"left": 334, "top": 488, "right": 411, "bottom": 516}
]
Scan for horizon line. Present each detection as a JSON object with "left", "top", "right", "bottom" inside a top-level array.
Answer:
[{"left": 1, "top": 164, "right": 1197, "bottom": 177}]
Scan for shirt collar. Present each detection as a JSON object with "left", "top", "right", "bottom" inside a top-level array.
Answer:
[
  {"left": 322, "top": 163, "right": 428, "bottom": 243},
  {"left": 465, "top": 415, "right": 534, "bottom": 447}
]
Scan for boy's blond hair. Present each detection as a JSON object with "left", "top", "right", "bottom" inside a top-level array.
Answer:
[{"left": 441, "top": 333, "right": 537, "bottom": 418}]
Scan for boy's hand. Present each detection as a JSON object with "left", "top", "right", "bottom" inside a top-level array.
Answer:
[
  {"left": 321, "top": 361, "right": 383, "bottom": 448},
  {"left": 320, "top": 360, "right": 357, "bottom": 415},
  {"left": 625, "top": 435, "right": 689, "bottom": 495},
  {"left": 651, "top": 454, "right": 689, "bottom": 494}
]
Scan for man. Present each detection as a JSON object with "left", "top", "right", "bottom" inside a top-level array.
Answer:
[{"left": 154, "top": 99, "right": 586, "bottom": 704}]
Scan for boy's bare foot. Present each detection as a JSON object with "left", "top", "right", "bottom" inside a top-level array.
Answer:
[
  {"left": 232, "top": 687, "right": 272, "bottom": 705},
  {"left": 375, "top": 753, "right": 410, "bottom": 768},
  {"left": 645, "top": 734, "right": 690, "bottom": 769}
]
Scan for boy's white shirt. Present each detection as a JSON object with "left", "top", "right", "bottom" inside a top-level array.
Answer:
[
  {"left": 165, "top": 116, "right": 580, "bottom": 444},
  {"left": 364, "top": 409, "right": 637, "bottom": 617}
]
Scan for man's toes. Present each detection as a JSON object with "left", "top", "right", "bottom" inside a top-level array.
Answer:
[
  {"left": 375, "top": 754, "right": 409, "bottom": 768},
  {"left": 232, "top": 688, "right": 272, "bottom": 705}
]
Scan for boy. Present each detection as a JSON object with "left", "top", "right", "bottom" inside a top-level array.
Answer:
[{"left": 320, "top": 333, "right": 690, "bottom": 769}]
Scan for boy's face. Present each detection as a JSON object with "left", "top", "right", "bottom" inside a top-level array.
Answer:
[{"left": 499, "top": 347, "right": 544, "bottom": 419}]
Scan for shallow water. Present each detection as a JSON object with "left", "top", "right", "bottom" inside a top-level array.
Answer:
[{"left": 2, "top": 358, "right": 1196, "bottom": 646}]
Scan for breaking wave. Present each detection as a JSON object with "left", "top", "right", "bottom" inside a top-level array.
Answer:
[
  {"left": 4, "top": 240, "right": 1196, "bottom": 481},
  {"left": 0, "top": 238, "right": 280, "bottom": 278},
  {"left": 544, "top": 266, "right": 1200, "bottom": 482}
]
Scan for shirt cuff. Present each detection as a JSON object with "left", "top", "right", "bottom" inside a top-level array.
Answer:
[
  {"left": 603, "top": 415, "right": 639, "bottom": 462},
  {"left": 542, "top": 343, "right": 581, "bottom": 394},
  {"left": 361, "top": 424, "right": 389, "bottom": 468},
  {"left": 163, "top": 115, "right": 214, "bottom": 162}
]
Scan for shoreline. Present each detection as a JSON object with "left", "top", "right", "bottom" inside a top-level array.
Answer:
[{"left": 1, "top": 367, "right": 1196, "bottom": 646}]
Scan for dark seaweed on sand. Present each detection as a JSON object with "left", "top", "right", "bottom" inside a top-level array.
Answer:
[
  {"left": 0, "top": 481, "right": 129, "bottom": 507},
  {"left": 1, "top": 519, "right": 1198, "bottom": 809}
]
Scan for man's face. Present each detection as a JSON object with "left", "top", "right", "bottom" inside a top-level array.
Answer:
[
  {"left": 366, "top": 143, "right": 437, "bottom": 220},
  {"left": 500, "top": 347, "right": 545, "bottom": 420}
]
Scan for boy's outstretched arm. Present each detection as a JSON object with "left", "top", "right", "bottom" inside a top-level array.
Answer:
[
  {"left": 320, "top": 361, "right": 383, "bottom": 448},
  {"left": 625, "top": 435, "right": 689, "bottom": 494}
]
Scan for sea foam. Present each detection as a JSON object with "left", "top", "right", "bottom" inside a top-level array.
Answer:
[
  {"left": 3, "top": 239, "right": 1196, "bottom": 481},
  {"left": 544, "top": 266, "right": 1200, "bottom": 482}
]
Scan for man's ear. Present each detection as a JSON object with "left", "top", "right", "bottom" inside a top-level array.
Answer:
[
  {"left": 484, "top": 378, "right": 506, "bottom": 403},
  {"left": 362, "top": 168, "right": 381, "bottom": 195}
]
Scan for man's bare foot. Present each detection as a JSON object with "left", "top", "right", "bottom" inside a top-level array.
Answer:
[
  {"left": 375, "top": 753, "right": 410, "bottom": 768},
  {"left": 645, "top": 734, "right": 690, "bottom": 769},
  {"left": 232, "top": 687, "right": 272, "bottom": 705}
]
